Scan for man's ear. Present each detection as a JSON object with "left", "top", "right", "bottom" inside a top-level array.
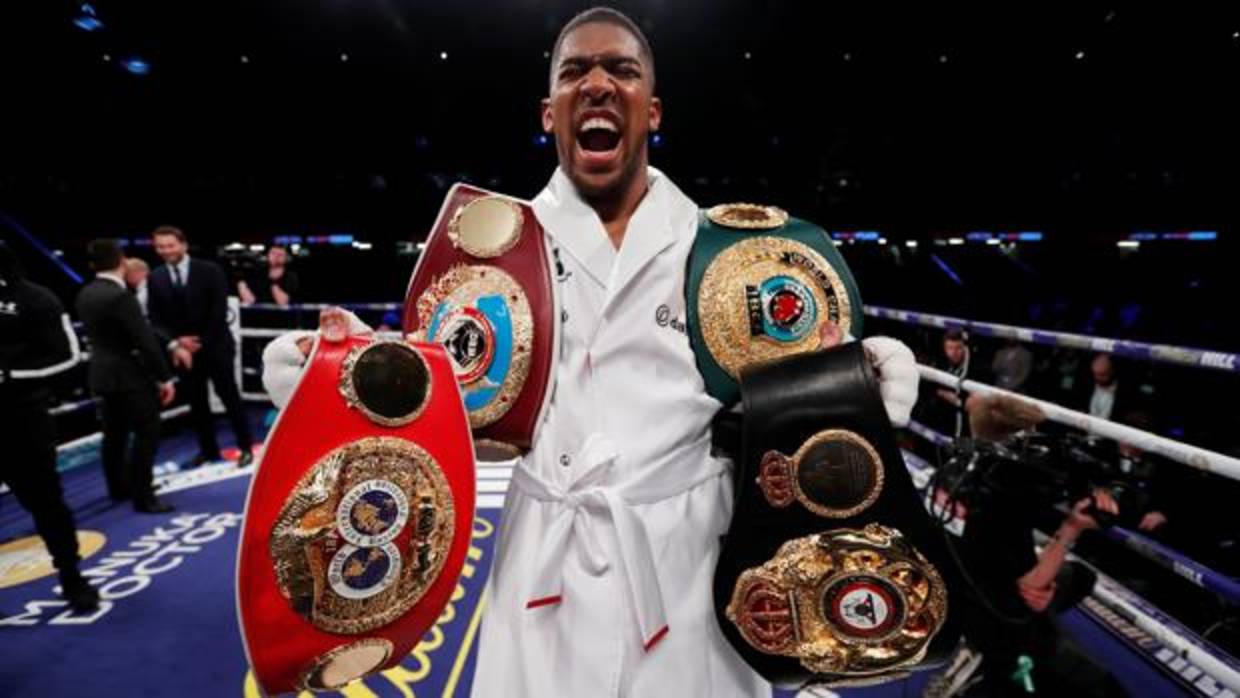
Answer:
[
  {"left": 648, "top": 96, "right": 662, "bottom": 133},
  {"left": 541, "top": 97, "right": 554, "bottom": 133}
]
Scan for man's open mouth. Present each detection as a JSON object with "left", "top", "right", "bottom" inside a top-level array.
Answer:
[{"left": 577, "top": 116, "right": 622, "bottom": 155}]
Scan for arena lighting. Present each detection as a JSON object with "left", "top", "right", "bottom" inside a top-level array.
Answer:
[
  {"left": 930, "top": 253, "right": 964, "bottom": 286},
  {"left": 248, "top": 244, "right": 265, "bottom": 252},
  {"left": 948, "top": 237, "right": 965, "bottom": 246},
  {"left": 986, "top": 238, "right": 1000, "bottom": 246},
  {"left": 121, "top": 58, "right": 150, "bottom": 75},
  {"left": 1075, "top": 50, "right": 1086, "bottom": 60},
  {"left": 73, "top": 3, "right": 102, "bottom": 31},
  {"left": 1117, "top": 241, "right": 1140, "bottom": 249},
  {"left": 439, "top": 51, "right": 449, "bottom": 60},
  {"left": 225, "top": 243, "right": 245, "bottom": 251},
  {"left": 327, "top": 234, "right": 354, "bottom": 246},
  {"left": 905, "top": 240, "right": 919, "bottom": 248},
  {"left": 352, "top": 241, "right": 373, "bottom": 251},
  {"left": 878, "top": 237, "right": 888, "bottom": 245},
  {"left": 1129, "top": 232, "right": 1159, "bottom": 241}
]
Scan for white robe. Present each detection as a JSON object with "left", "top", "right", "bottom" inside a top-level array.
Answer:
[{"left": 470, "top": 167, "right": 768, "bottom": 697}]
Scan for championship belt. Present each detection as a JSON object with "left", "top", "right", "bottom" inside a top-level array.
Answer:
[
  {"left": 713, "top": 343, "right": 958, "bottom": 688},
  {"left": 402, "top": 184, "right": 557, "bottom": 457},
  {"left": 686, "top": 203, "right": 864, "bottom": 407},
  {"left": 237, "top": 336, "right": 475, "bottom": 694}
]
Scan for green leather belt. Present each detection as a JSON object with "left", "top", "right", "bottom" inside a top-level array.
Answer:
[{"left": 686, "top": 203, "right": 864, "bottom": 407}]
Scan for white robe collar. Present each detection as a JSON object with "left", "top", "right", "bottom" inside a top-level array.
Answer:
[{"left": 533, "top": 166, "right": 697, "bottom": 313}]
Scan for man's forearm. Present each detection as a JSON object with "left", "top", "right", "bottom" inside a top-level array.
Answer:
[{"left": 1018, "top": 522, "right": 1079, "bottom": 591}]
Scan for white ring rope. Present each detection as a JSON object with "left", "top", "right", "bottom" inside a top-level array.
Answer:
[{"left": 918, "top": 364, "right": 1240, "bottom": 482}]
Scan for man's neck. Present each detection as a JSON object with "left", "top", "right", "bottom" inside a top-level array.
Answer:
[{"left": 585, "top": 166, "right": 650, "bottom": 249}]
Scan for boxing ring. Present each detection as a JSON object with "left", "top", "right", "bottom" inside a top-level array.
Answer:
[{"left": 2, "top": 299, "right": 1238, "bottom": 697}]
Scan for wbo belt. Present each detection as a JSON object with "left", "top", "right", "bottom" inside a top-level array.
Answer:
[
  {"left": 512, "top": 432, "right": 726, "bottom": 652},
  {"left": 236, "top": 336, "right": 475, "bottom": 694},
  {"left": 713, "top": 342, "right": 959, "bottom": 688},
  {"left": 403, "top": 184, "right": 558, "bottom": 458},
  {"left": 686, "top": 203, "right": 866, "bottom": 408}
]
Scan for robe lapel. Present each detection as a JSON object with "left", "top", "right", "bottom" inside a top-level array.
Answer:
[{"left": 533, "top": 168, "right": 613, "bottom": 291}]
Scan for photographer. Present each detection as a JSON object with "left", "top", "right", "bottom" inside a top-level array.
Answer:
[{"left": 928, "top": 394, "right": 1126, "bottom": 697}]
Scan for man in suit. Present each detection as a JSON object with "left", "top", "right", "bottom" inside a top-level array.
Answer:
[
  {"left": 1079, "top": 353, "right": 1139, "bottom": 423},
  {"left": 75, "top": 239, "right": 177, "bottom": 513},
  {"left": 147, "top": 225, "right": 254, "bottom": 467}
]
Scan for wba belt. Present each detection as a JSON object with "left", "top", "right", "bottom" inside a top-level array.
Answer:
[
  {"left": 236, "top": 336, "right": 475, "bottom": 694},
  {"left": 686, "top": 203, "right": 864, "bottom": 407},
  {"left": 403, "top": 184, "right": 557, "bottom": 457},
  {"left": 713, "top": 343, "right": 959, "bottom": 688}
]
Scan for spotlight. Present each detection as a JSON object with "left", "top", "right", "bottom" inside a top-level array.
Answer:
[
  {"left": 121, "top": 58, "right": 150, "bottom": 75},
  {"left": 939, "top": 54, "right": 948, "bottom": 64},
  {"left": 1075, "top": 50, "right": 1086, "bottom": 60},
  {"left": 744, "top": 51, "right": 752, "bottom": 60},
  {"left": 905, "top": 240, "right": 919, "bottom": 248},
  {"left": 534, "top": 133, "right": 550, "bottom": 147},
  {"left": 240, "top": 55, "right": 250, "bottom": 64},
  {"left": 651, "top": 133, "right": 663, "bottom": 147},
  {"left": 439, "top": 51, "right": 449, "bottom": 61},
  {"left": 102, "top": 53, "right": 111, "bottom": 62},
  {"left": 340, "top": 53, "right": 349, "bottom": 62}
]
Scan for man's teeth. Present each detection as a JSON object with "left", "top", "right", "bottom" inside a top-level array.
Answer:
[{"left": 580, "top": 117, "right": 619, "bottom": 133}]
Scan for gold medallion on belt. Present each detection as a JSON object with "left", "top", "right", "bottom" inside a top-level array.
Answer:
[
  {"left": 698, "top": 237, "right": 852, "bottom": 379},
  {"left": 268, "top": 436, "right": 455, "bottom": 635},
  {"left": 726, "top": 524, "right": 948, "bottom": 678}
]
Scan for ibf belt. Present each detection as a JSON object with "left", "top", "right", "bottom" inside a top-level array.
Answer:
[
  {"left": 403, "top": 184, "right": 557, "bottom": 457},
  {"left": 686, "top": 203, "right": 864, "bottom": 407},
  {"left": 712, "top": 343, "right": 958, "bottom": 688},
  {"left": 236, "top": 336, "right": 475, "bottom": 694}
]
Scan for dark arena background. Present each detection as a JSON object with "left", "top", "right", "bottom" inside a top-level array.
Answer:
[{"left": 3, "top": 3, "right": 1240, "bottom": 697}]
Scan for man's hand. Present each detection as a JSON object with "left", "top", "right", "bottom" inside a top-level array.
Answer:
[
  {"left": 295, "top": 335, "right": 315, "bottom": 358},
  {"left": 1018, "top": 581, "right": 1056, "bottom": 612},
  {"left": 818, "top": 321, "right": 844, "bottom": 349},
  {"left": 177, "top": 335, "right": 202, "bottom": 353},
  {"left": 172, "top": 346, "right": 194, "bottom": 370},
  {"left": 319, "top": 307, "right": 352, "bottom": 342},
  {"left": 237, "top": 281, "right": 256, "bottom": 306},
  {"left": 861, "top": 336, "right": 919, "bottom": 427},
  {"left": 158, "top": 381, "right": 176, "bottom": 406},
  {"left": 1139, "top": 511, "right": 1168, "bottom": 532},
  {"left": 1065, "top": 489, "right": 1119, "bottom": 533}
]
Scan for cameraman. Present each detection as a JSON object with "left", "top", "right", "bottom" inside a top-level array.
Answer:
[{"left": 929, "top": 394, "right": 1125, "bottom": 697}]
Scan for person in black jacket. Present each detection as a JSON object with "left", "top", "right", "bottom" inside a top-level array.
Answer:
[
  {"left": 0, "top": 241, "right": 99, "bottom": 612},
  {"left": 76, "top": 240, "right": 177, "bottom": 513},
  {"left": 147, "top": 226, "right": 253, "bottom": 467}
]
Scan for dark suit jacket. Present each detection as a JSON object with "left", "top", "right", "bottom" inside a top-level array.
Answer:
[
  {"left": 147, "top": 257, "right": 233, "bottom": 352},
  {"left": 75, "top": 277, "right": 172, "bottom": 393}
]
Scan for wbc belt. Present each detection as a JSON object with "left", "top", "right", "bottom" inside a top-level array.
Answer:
[
  {"left": 403, "top": 184, "right": 557, "bottom": 457},
  {"left": 237, "top": 336, "right": 475, "bottom": 694},
  {"left": 686, "top": 203, "right": 864, "bottom": 408},
  {"left": 713, "top": 343, "right": 958, "bottom": 688}
]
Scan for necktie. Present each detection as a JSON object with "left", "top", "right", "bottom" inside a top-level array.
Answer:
[{"left": 172, "top": 265, "right": 183, "bottom": 287}]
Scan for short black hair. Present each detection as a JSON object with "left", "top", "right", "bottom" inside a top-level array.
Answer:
[
  {"left": 944, "top": 328, "right": 967, "bottom": 342},
  {"left": 549, "top": 7, "right": 655, "bottom": 91},
  {"left": 87, "top": 239, "right": 125, "bottom": 272},
  {"left": 151, "top": 225, "right": 187, "bottom": 243}
]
